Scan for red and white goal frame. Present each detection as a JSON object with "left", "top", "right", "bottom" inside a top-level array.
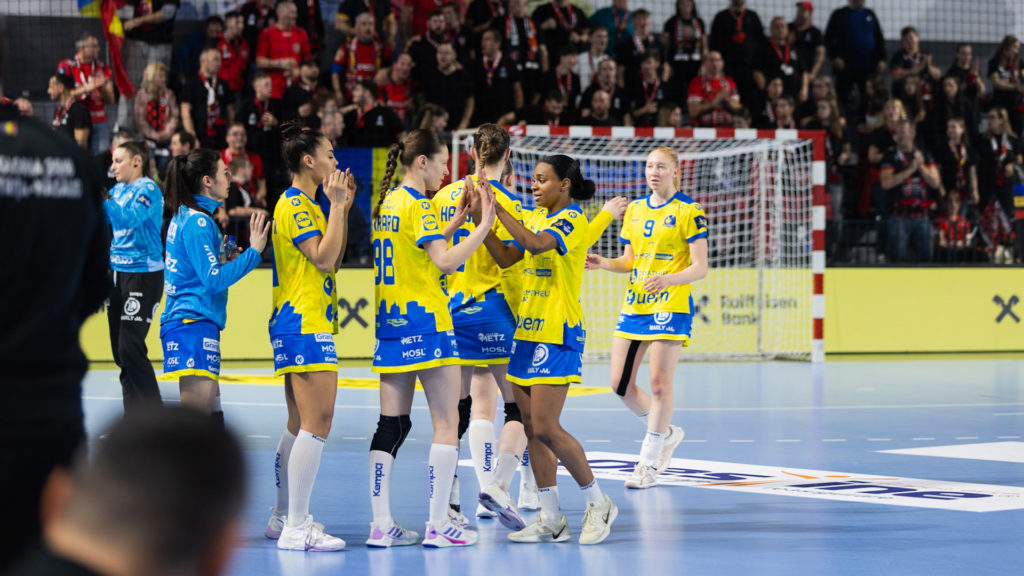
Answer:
[{"left": 452, "top": 125, "right": 826, "bottom": 363}]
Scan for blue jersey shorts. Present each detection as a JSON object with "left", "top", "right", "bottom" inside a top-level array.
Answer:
[
  {"left": 614, "top": 311, "right": 694, "bottom": 345},
  {"left": 372, "top": 330, "right": 460, "bottom": 373},
  {"left": 271, "top": 332, "right": 338, "bottom": 376},
  {"left": 161, "top": 319, "right": 221, "bottom": 380},
  {"left": 506, "top": 340, "right": 583, "bottom": 386}
]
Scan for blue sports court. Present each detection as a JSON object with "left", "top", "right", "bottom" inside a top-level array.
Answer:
[{"left": 81, "top": 358, "right": 1024, "bottom": 576}]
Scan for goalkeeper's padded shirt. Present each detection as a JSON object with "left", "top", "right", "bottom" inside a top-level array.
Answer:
[{"left": 619, "top": 192, "right": 709, "bottom": 315}]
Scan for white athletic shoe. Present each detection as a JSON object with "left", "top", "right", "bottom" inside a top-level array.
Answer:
[
  {"left": 448, "top": 506, "right": 470, "bottom": 529},
  {"left": 277, "top": 515, "right": 346, "bottom": 551},
  {"left": 655, "top": 425, "right": 685, "bottom": 474},
  {"left": 624, "top": 463, "right": 658, "bottom": 489},
  {"left": 476, "top": 503, "right": 496, "bottom": 519},
  {"left": 478, "top": 483, "right": 526, "bottom": 530},
  {"left": 579, "top": 494, "right": 618, "bottom": 545},
  {"left": 508, "top": 515, "right": 571, "bottom": 543},
  {"left": 365, "top": 520, "right": 420, "bottom": 548},
  {"left": 422, "top": 520, "right": 479, "bottom": 548},
  {"left": 265, "top": 509, "right": 324, "bottom": 539},
  {"left": 517, "top": 481, "right": 540, "bottom": 511}
]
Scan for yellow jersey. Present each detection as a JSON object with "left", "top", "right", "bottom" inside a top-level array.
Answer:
[
  {"left": 270, "top": 187, "right": 338, "bottom": 336},
  {"left": 374, "top": 185, "right": 453, "bottom": 338},
  {"left": 619, "top": 192, "right": 708, "bottom": 314},
  {"left": 433, "top": 176, "right": 523, "bottom": 322},
  {"left": 511, "top": 204, "right": 588, "bottom": 350}
]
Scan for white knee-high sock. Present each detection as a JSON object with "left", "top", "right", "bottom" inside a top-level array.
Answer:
[
  {"left": 639, "top": 430, "right": 665, "bottom": 465},
  {"left": 274, "top": 429, "right": 297, "bottom": 514},
  {"left": 468, "top": 419, "right": 495, "bottom": 489},
  {"left": 428, "top": 443, "right": 459, "bottom": 527},
  {"left": 520, "top": 447, "right": 537, "bottom": 490},
  {"left": 286, "top": 430, "right": 325, "bottom": 527},
  {"left": 369, "top": 450, "right": 395, "bottom": 525},
  {"left": 494, "top": 452, "right": 520, "bottom": 490}
]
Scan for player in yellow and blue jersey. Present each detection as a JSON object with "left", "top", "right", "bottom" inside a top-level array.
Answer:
[
  {"left": 367, "top": 129, "right": 496, "bottom": 549},
  {"left": 160, "top": 149, "right": 271, "bottom": 426},
  {"left": 265, "top": 122, "right": 356, "bottom": 553},
  {"left": 586, "top": 146, "right": 709, "bottom": 490},
  {"left": 472, "top": 154, "right": 618, "bottom": 546}
]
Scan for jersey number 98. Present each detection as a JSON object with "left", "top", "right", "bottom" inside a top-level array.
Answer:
[{"left": 373, "top": 238, "right": 395, "bottom": 285}]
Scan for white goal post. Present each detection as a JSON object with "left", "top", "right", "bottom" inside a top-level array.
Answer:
[{"left": 451, "top": 126, "right": 826, "bottom": 362}]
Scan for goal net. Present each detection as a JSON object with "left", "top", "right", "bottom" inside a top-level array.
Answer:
[{"left": 451, "top": 126, "right": 826, "bottom": 362}]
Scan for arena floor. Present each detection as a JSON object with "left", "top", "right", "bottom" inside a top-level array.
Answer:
[{"left": 82, "top": 358, "right": 1024, "bottom": 576}]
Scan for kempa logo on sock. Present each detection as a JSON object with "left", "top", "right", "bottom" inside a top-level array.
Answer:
[
  {"left": 483, "top": 442, "right": 493, "bottom": 472},
  {"left": 373, "top": 462, "right": 384, "bottom": 497}
]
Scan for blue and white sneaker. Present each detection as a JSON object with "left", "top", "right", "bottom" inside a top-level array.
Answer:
[
  {"left": 277, "top": 515, "right": 346, "bottom": 551},
  {"left": 422, "top": 520, "right": 479, "bottom": 548},
  {"left": 478, "top": 483, "right": 526, "bottom": 530},
  {"left": 366, "top": 520, "right": 420, "bottom": 548}
]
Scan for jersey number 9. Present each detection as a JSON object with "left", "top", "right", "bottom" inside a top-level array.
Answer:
[
  {"left": 373, "top": 238, "right": 396, "bottom": 285},
  {"left": 643, "top": 220, "right": 655, "bottom": 237}
]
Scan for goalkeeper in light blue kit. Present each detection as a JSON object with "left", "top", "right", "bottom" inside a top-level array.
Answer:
[
  {"left": 160, "top": 149, "right": 271, "bottom": 424},
  {"left": 586, "top": 146, "right": 709, "bottom": 489}
]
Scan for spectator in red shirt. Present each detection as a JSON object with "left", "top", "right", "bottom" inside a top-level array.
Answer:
[
  {"left": 687, "top": 51, "right": 742, "bottom": 127},
  {"left": 217, "top": 11, "right": 249, "bottom": 94},
  {"left": 332, "top": 12, "right": 388, "bottom": 102},
  {"left": 57, "top": 32, "right": 115, "bottom": 154},
  {"left": 221, "top": 122, "right": 267, "bottom": 207},
  {"left": 255, "top": 0, "right": 311, "bottom": 100},
  {"left": 377, "top": 53, "right": 414, "bottom": 125}
]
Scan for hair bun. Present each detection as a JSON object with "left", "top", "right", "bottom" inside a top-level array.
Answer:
[{"left": 280, "top": 119, "right": 305, "bottom": 141}]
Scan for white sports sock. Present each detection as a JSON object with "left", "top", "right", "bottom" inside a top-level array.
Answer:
[
  {"left": 428, "top": 443, "right": 459, "bottom": 527},
  {"left": 580, "top": 479, "right": 603, "bottom": 506},
  {"left": 467, "top": 419, "right": 495, "bottom": 490},
  {"left": 537, "top": 486, "right": 560, "bottom": 523},
  {"left": 520, "top": 447, "right": 536, "bottom": 490},
  {"left": 494, "top": 451, "right": 520, "bottom": 490},
  {"left": 369, "top": 450, "right": 395, "bottom": 524},
  {"left": 274, "top": 429, "right": 297, "bottom": 514},
  {"left": 286, "top": 430, "right": 325, "bottom": 527},
  {"left": 639, "top": 430, "right": 665, "bottom": 465},
  {"left": 449, "top": 473, "right": 461, "bottom": 507}
]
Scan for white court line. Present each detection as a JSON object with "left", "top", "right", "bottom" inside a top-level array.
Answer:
[
  {"left": 956, "top": 436, "right": 980, "bottom": 440},
  {"left": 681, "top": 439, "right": 707, "bottom": 443},
  {"left": 776, "top": 439, "right": 801, "bottom": 443},
  {"left": 822, "top": 438, "right": 846, "bottom": 442},
  {"left": 342, "top": 436, "right": 368, "bottom": 440},
  {"left": 998, "top": 435, "right": 1021, "bottom": 439},
  {"left": 729, "top": 439, "right": 754, "bottom": 443},
  {"left": 585, "top": 439, "right": 611, "bottom": 443},
  {"left": 994, "top": 412, "right": 1024, "bottom": 416},
  {"left": 913, "top": 437, "right": 936, "bottom": 441},
  {"left": 247, "top": 435, "right": 270, "bottom": 439},
  {"left": 867, "top": 438, "right": 892, "bottom": 442}
]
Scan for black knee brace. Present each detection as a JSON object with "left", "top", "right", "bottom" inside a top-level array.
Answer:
[
  {"left": 370, "top": 414, "right": 411, "bottom": 458},
  {"left": 616, "top": 340, "right": 643, "bottom": 396},
  {"left": 457, "top": 395, "right": 472, "bottom": 439},
  {"left": 503, "top": 401, "right": 522, "bottom": 424}
]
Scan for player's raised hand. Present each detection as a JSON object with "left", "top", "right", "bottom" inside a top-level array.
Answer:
[
  {"left": 249, "top": 211, "right": 272, "bottom": 253},
  {"left": 602, "top": 196, "right": 628, "bottom": 220},
  {"left": 340, "top": 168, "right": 356, "bottom": 210},
  {"left": 323, "top": 169, "right": 343, "bottom": 204}
]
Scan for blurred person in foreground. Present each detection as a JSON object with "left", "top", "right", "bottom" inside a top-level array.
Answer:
[
  {"left": 0, "top": 38, "right": 108, "bottom": 568},
  {"left": 9, "top": 407, "right": 246, "bottom": 576}
]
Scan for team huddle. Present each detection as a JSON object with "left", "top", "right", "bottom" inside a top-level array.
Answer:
[{"left": 103, "top": 121, "right": 708, "bottom": 551}]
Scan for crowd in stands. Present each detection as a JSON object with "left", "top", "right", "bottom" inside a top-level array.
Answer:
[{"left": 30, "top": 0, "right": 1024, "bottom": 264}]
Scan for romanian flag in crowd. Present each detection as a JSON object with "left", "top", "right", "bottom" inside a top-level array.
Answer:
[
  {"left": 78, "top": 0, "right": 134, "bottom": 99},
  {"left": 325, "top": 148, "right": 395, "bottom": 222}
]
